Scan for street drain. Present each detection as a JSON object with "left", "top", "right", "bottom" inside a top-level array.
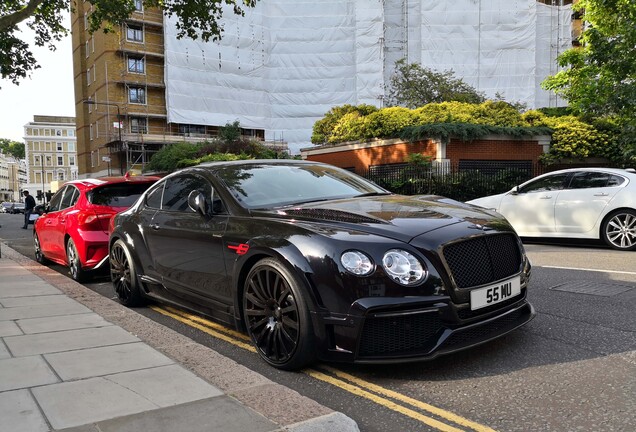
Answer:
[{"left": 550, "top": 281, "right": 634, "bottom": 297}]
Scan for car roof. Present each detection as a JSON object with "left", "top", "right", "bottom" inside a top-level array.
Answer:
[
  {"left": 541, "top": 167, "right": 636, "bottom": 178},
  {"left": 196, "top": 159, "right": 329, "bottom": 169}
]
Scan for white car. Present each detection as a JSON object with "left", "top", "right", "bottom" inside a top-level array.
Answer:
[{"left": 467, "top": 167, "right": 636, "bottom": 251}]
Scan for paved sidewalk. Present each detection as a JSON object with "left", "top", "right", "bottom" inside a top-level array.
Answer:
[{"left": 0, "top": 244, "right": 359, "bottom": 432}]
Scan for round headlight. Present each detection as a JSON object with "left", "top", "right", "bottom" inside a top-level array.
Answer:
[
  {"left": 341, "top": 251, "right": 374, "bottom": 276},
  {"left": 382, "top": 249, "right": 426, "bottom": 285}
]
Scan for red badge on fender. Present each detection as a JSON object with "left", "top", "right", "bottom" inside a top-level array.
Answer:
[{"left": 227, "top": 243, "right": 249, "bottom": 255}]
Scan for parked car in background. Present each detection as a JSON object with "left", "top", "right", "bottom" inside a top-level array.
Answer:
[
  {"left": 10, "top": 202, "right": 25, "bottom": 214},
  {"left": 0, "top": 202, "right": 13, "bottom": 213},
  {"left": 34, "top": 174, "right": 160, "bottom": 281},
  {"left": 109, "top": 160, "right": 535, "bottom": 370},
  {"left": 467, "top": 168, "right": 636, "bottom": 251}
]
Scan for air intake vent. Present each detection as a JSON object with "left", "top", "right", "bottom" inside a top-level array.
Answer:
[{"left": 283, "top": 208, "right": 385, "bottom": 224}]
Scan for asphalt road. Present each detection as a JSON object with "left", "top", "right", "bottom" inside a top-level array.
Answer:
[{"left": 2, "top": 211, "right": 635, "bottom": 432}]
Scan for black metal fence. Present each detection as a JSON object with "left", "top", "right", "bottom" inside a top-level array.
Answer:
[{"left": 361, "top": 161, "right": 549, "bottom": 202}]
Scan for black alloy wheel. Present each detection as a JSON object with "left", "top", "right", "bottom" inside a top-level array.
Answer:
[
  {"left": 601, "top": 209, "right": 636, "bottom": 251},
  {"left": 243, "top": 258, "right": 315, "bottom": 370},
  {"left": 110, "top": 239, "right": 145, "bottom": 307},
  {"left": 66, "top": 238, "right": 87, "bottom": 282},
  {"left": 33, "top": 232, "right": 48, "bottom": 264}
]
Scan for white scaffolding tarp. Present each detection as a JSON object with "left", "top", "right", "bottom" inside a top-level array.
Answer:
[{"left": 164, "top": 0, "right": 571, "bottom": 152}]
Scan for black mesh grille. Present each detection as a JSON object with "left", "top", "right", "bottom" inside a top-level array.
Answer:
[
  {"left": 359, "top": 313, "right": 443, "bottom": 357},
  {"left": 443, "top": 307, "right": 526, "bottom": 347},
  {"left": 443, "top": 234, "right": 522, "bottom": 289}
]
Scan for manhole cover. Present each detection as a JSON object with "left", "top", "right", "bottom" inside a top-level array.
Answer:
[{"left": 550, "top": 281, "right": 634, "bottom": 297}]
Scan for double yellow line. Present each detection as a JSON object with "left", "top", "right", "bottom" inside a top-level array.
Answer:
[{"left": 151, "top": 305, "right": 496, "bottom": 432}]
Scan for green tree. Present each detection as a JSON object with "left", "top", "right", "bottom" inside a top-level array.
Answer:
[
  {"left": 0, "top": 0, "right": 257, "bottom": 86},
  {"left": 386, "top": 58, "right": 485, "bottom": 109},
  {"left": 0, "top": 138, "right": 25, "bottom": 158},
  {"left": 542, "top": 0, "right": 636, "bottom": 157}
]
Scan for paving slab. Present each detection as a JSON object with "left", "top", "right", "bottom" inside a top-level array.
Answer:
[
  {"left": 58, "top": 396, "right": 277, "bottom": 432},
  {"left": 0, "top": 356, "right": 59, "bottom": 391},
  {"left": 1, "top": 294, "right": 74, "bottom": 307},
  {"left": 106, "top": 364, "right": 224, "bottom": 407},
  {"left": 0, "top": 301, "right": 91, "bottom": 321},
  {"left": 45, "top": 342, "right": 174, "bottom": 380},
  {"left": 0, "top": 389, "right": 49, "bottom": 432},
  {"left": 5, "top": 326, "right": 139, "bottom": 357},
  {"left": 0, "top": 341, "right": 9, "bottom": 359},
  {"left": 17, "top": 313, "right": 111, "bottom": 334},
  {"left": 32, "top": 377, "right": 159, "bottom": 430},
  {"left": 0, "top": 320, "right": 22, "bottom": 337},
  {"left": 0, "top": 280, "right": 60, "bottom": 298}
]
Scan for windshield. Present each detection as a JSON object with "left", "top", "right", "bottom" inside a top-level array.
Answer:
[
  {"left": 215, "top": 163, "right": 388, "bottom": 209},
  {"left": 88, "top": 182, "right": 155, "bottom": 207}
]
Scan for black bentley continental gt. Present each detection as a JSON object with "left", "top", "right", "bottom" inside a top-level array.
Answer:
[{"left": 109, "top": 160, "right": 535, "bottom": 370}]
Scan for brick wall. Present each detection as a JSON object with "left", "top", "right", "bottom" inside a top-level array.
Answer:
[
  {"left": 446, "top": 139, "right": 542, "bottom": 164},
  {"left": 307, "top": 140, "right": 437, "bottom": 173}
]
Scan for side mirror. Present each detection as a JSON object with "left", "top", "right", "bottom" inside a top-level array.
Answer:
[
  {"left": 187, "top": 190, "right": 208, "bottom": 216},
  {"left": 510, "top": 186, "right": 519, "bottom": 195}
]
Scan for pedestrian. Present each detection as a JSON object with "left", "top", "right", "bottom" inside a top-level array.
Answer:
[{"left": 22, "top": 190, "right": 36, "bottom": 229}]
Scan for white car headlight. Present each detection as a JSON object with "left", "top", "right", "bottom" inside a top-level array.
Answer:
[
  {"left": 341, "top": 250, "right": 374, "bottom": 275},
  {"left": 382, "top": 249, "right": 427, "bottom": 285}
]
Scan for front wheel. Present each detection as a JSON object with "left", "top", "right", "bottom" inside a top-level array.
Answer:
[
  {"left": 110, "top": 239, "right": 145, "bottom": 307},
  {"left": 601, "top": 209, "right": 636, "bottom": 251},
  {"left": 243, "top": 258, "right": 315, "bottom": 370},
  {"left": 67, "top": 238, "right": 88, "bottom": 282}
]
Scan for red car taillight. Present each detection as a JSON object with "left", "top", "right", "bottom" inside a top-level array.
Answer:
[{"left": 78, "top": 211, "right": 116, "bottom": 232}]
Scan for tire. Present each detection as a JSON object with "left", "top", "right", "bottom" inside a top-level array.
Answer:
[
  {"left": 601, "top": 209, "right": 636, "bottom": 251},
  {"left": 110, "top": 239, "right": 145, "bottom": 307},
  {"left": 66, "top": 238, "right": 88, "bottom": 282},
  {"left": 243, "top": 258, "right": 315, "bottom": 370},
  {"left": 33, "top": 232, "right": 48, "bottom": 264}
]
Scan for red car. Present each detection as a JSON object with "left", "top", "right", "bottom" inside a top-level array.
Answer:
[{"left": 34, "top": 175, "right": 159, "bottom": 281}]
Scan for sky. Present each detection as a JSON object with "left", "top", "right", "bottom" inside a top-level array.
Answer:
[{"left": 0, "top": 22, "right": 75, "bottom": 143}]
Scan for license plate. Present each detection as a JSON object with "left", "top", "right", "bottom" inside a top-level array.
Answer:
[{"left": 470, "top": 276, "right": 521, "bottom": 310}]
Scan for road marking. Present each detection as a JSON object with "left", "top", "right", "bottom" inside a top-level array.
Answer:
[
  {"left": 319, "top": 366, "right": 496, "bottom": 432},
  {"left": 152, "top": 305, "right": 497, "bottom": 432},
  {"left": 539, "top": 265, "right": 636, "bottom": 276}
]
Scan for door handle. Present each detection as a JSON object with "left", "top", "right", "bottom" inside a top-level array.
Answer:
[
  {"left": 540, "top": 195, "right": 552, "bottom": 199},
  {"left": 150, "top": 223, "right": 160, "bottom": 230},
  {"left": 593, "top": 193, "right": 609, "bottom": 197}
]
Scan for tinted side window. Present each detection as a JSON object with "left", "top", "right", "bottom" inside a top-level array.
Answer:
[
  {"left": 608, "top": 175, "right": 626, "bottom": 187},
  {"left": 162, "top": 174, "right": 211, "bottom": 212},
  {"left": 145, "top": 183, "right": 164, "bottom": 209},
  {"left": 47, "top": 187, "right": 66, "bottom": 212},
  {"left": 60, "top": 186, "right": 79, "bottom": 210},
  {"left": 519, "top": 173, "right": 570, "bottom": 193},
  {"left": 568, "top": 172, "right": 610, "bottom": 189}
]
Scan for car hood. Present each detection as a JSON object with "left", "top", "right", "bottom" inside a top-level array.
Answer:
[
  {"left": 466, "top": 192, "right": 507, "bottom": 211},
  {"left": 257, "top": 195, "right": 508, "bottom": 243}
]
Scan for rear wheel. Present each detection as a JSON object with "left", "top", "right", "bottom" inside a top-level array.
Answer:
[
  {"left": 243, "top": 258, "right": 315, "bottom": 370},
  {"left": 601, "top": 209, "right": 636, "bottom": 251},
  {"left": 33, "top": 232, "right": 48, "bottom": 264},
  {"left": 110, "top": 239, "right": 145, "bottom": 307},
  {"left": 67, "top": 238, "right": 88, "bottom": 282}
]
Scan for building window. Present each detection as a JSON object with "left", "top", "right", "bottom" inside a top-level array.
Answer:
[
  {"left": 134, "top": 0, "right": 143, "bottom": 12},
  {"left": 127, "top": 56, "right": 145, "bottom": 74},
  {"left": 85, "top": 41, "right": 89, "bottom": 58},
  {"left": 128, "top": 86, "right": 146, "bottom": 104},
  {"left": 57, "top": 156, "right": 63, "bottom": 166},
  {"left": 57, "top": 142, "right": 63, "bottom": 151},
  {"left": 69, "top": 156, "right": 75, "bottom": 166},
  {"left": 46, "top": 156, "right": 52, "bottom": 166},
  {"left": 89, "top": 124, "right": 93, "bottom": 140},
  {"left": 91, "top": 151, "right": 96, "bottom": 167},
  {"left": 34, "top": 156, "right": 41, "bottom": 165},
  {"left": 58, "top": 171, "right": 65, "bottom": 181},
  {"left": 130, "top": 117, "right": 148, "bottom": 134},
  {"left": 68, "top": 142, "right": 75, "bottom": 152},
  {"left": 56, "top": 129, "right": 61, "bottom": 136},
  {"left": 126, "top": 24, "right": 144, "bottom": 42}
]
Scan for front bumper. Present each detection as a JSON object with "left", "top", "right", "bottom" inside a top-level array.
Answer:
[{"left": 313, "top": 293, "right": 535, "bottom": 364}]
